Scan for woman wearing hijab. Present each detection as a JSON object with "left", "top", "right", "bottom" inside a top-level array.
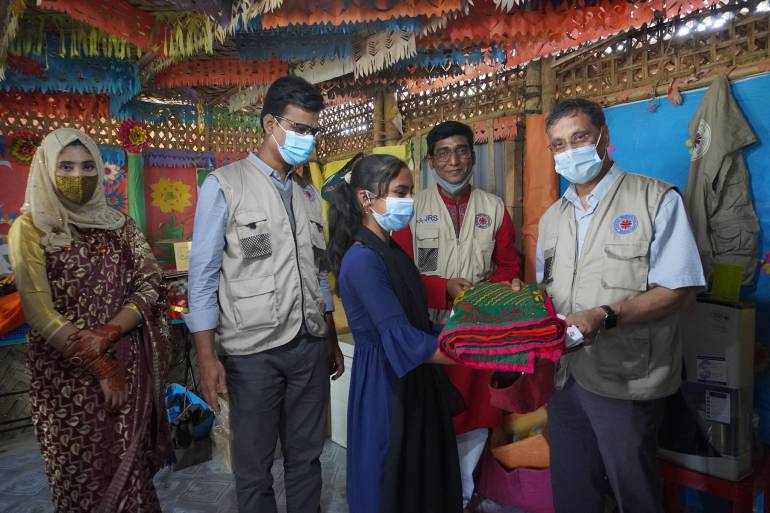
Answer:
[
  {"left": 8, "top": 128, "right": 170, "bottom": 513},
  {"left": 327, "top": 154, "right": 462, "bottom": 513}
]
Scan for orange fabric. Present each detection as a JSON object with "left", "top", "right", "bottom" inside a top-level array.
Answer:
[
  {"left": 0, "top": 292, "right": 25, "bottom": 336},
  {"left": 37, "top": 0, "right": 169, "bottom": 56},
  {"left": 474, "top": 115, "right": 519, "bottom": 143},
  {"left": 522, "top": 115, "right": 557, "bottom": 283},
  {"left": 154, "top": 59, "right": 289, "bottom": 88},
  {"left": 490, "top": 426, "right": 550, "bottom": 470},
  {"left": 260, "top": 0, "right": 463, "bottom": 28}
]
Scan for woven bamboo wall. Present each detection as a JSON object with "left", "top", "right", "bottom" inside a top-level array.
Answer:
[
  {"left": 400, "top": 68, "right": 527, "bottom": 136},
  {"left": 554, "top": 10, "right": 770, "bottom": 104},
  {"left": 0, "top": 111, "right": 263, "bottom": 153}
]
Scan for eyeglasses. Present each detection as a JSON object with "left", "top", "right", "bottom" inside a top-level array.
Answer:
[
  {"left": 548, "top": 130, "right": 598, "bottom": 154},
  {"left": 273, "top": 115, "right": 320, "bottom": 137},
  {"left": 433, "top": 145, "right": 472, "bottom": 163}
]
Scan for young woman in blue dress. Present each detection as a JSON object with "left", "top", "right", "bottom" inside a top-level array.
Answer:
[{"left": 327, "top": 154, "right": 462, "bottom": 513}]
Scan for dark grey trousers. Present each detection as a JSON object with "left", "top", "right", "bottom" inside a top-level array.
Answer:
[
  {"left": 224, "top": 334, "right": 329, "bottom": 513},
  {"left": 548, "top": 378, "right": 665, "bottom": 513}
]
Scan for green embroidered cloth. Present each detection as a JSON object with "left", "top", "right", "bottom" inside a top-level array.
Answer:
[{"left": 438, "top": 282, "right": 566, "bottom": 373}]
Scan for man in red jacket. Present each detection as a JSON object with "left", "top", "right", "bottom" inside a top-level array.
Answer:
[{"left": 393, "top": 121, "right": 521, "bottom": 510}]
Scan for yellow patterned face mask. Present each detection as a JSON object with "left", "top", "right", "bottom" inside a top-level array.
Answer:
[{"left": 55, "top": 175, "right": 99, "bottom": 205}]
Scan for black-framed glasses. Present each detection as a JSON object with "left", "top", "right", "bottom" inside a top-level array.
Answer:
[
  {"left": 433, "top": 145, "right": 472, "bottom": 163},
  {"left": 273, "top": 114, "right": 320, "bottom": 137}
]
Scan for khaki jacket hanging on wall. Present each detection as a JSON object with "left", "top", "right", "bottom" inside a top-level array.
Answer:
[{"left": 684, "top": 75, "right": 760, "bottom": 285}]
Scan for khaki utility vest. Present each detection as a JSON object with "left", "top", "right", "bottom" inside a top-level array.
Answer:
[
  {"left": 412, "top": 184, "right": 504, "bottom": 324},
  {"left": 212, "top": 158, "right": 327, "bottom": 355},
  {"left": 538, "top": 172, "right": 681, "bottom": 400}
]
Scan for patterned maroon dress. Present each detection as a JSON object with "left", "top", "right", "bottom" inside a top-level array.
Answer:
[{"left": 27, "top": 219, "right": 170, "bottom": 513}]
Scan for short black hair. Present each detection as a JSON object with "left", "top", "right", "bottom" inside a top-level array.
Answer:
[
  {"left": 546, "top": 98, "right": 606, "bottom": 130},
  {"left": 426, "top": 121, "right": 474, "bottom": 156},
  {"left": 260, "top": 76, "right": 324, "bottom": 126}
]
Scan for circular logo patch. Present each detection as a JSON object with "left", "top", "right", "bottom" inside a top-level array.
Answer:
[
  {"left": 613, "top": 214, "right": 638, "bottom": 235},
  {"left": 475, "top": 213, "right": 492, "bottom": 229},
  {"left": 690, "top": 118, "right": 711, "bottom": 161}
]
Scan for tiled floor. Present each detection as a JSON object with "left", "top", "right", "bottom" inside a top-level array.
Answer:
[
  {"left": 0, "top": 435, "right": 349, "bottom": 513},
  {"left": 0, "top": 434, "right": 526, "bottom": 513}
]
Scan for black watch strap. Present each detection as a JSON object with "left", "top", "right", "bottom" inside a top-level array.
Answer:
[{"left": 599, "top": 305, "right": 617, "bottom": 330}]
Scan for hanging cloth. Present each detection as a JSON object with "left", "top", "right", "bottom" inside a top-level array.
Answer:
[{"left": 684, "top": 76, "right": 760, "bottom": 285}]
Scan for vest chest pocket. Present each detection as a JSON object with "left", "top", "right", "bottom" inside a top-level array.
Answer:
[
  {"left": 235, "top": 210, "right": 271, "bottom": 259},
  {"left": 415, "top": 227, "right": 439, "bottom": 272},
  {"left": 307, "top": 214, "right": 327, "bottom": 251},
  {"left": 542, "top": 246, "right": 556, "bottom": 284},
  {"left": 710, "top": 220, "right": 759, "bottom": 257},
  {"left": 601, "top": 242, "right": 650, "bottom": 291},
  {"left": 229, "top": 275, "right": 278, "bottom": 330}
]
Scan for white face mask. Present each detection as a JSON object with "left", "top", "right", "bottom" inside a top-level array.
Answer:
[{"left": 554, "top": 130, "right": 606, "bottom": 184}]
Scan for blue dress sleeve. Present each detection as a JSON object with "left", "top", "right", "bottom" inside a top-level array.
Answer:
[{"left": 341, "top": 245, "right": 438, "bottom": 378}]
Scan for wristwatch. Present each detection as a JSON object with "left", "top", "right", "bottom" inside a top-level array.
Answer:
[{"left": 599, "top": 305, "right": 618, "bottom": 330}]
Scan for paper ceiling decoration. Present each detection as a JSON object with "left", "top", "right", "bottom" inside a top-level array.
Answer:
[
  {"left": 144, "top": 148, "right": 216, "bottom": 169},
  {"left": 37, "top": 0, "right": 169, "bottom": 56},
  {"left": 10, "top": 26, "right": 140, "bottom": 61},
  {"left": 0, "top": 91, "right": 111, "bottom": 120},
  {"left": 353, "top": 28, "right": 416, "bottom": 79},
  {"left": 115, "top": 100, "right": 204, "bottom": 125},
  {"left": 473, "top": 115, "right": 519, "bottom": 143},
  {"left": 237, "top": 31, "right": 352, "bottom": 61},
  {"left": 405, "top": 62, "right": 502, "bottom": 94},
  {"left": 259, "top": 0, "right": 464, "bottom": 29},
  {"left": 153, "top": 59, "right": 288, "bottom": 88},
  {"left": 227, "top": 84, "right": 270, "bottom": 111},
  {"left": 210, "top": 108, "right": 262, "bottom": 130},
  {"left": 0, "top": 0, "right": 26, "bottom": 79},
  {"left": 293, "top": 58, "right": 355, "bottom": 84},
  {"left": 216, "top": 0, "right": 284, "bottom": 39},
  {"left": 0, "top": 54, "right": 140, "bottom": 114}
]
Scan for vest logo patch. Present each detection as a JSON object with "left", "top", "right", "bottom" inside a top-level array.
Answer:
[
  {"left": 613, "top": 214, "right": 638, "bottom": 234},
  {"left": 303, "top": 187, "right": 316, "bottom": 201},
  {"left": 417, "top": 214, "right": 439, "bottom": 224},
  {"left": 475, "top": 213, "right": 492, "bottom": 229}
]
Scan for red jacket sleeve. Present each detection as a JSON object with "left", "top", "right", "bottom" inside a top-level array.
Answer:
[
  {"left": 392, "top": 226, "right": 451, "bottom": 310},
  {"left": 490, "top": 209, "right": 522, "bottom": 283}
]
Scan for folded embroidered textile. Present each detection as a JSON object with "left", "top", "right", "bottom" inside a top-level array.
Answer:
[{"left": 439, "top": 282, "right": 566, "bottom": 373}]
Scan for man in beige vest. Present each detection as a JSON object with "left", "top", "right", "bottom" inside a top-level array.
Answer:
[
  {"left": 393, "top": 121, "right": 521, "bottom": 509},
  {"left": 515, "top": 99, "right": 705, "bottom": 513},
  {"left": 184, "top": 76, "right": 344, "bottom": 513}
]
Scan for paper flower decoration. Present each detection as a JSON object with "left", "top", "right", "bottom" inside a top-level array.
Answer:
[
  {"left": 117, "top": 119, "right": 150, "bottom": 153},
  {"left": 150, "top": 178, "right": 192, "bottom": 214},
  {"left": 7, "top": 131, "right": 42, "bottom": 164},
  {"left": 103, "top": 163, "right": 126, "bottom": 183},
  {"left": 104, "top": 188, "right": 126, "bottom": 212}
]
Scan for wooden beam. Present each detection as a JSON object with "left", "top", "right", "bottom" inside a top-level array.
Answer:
[
  {"left": 542, "top": 56, "right": 557, "bottom": 114},
  {"left": 487, "top": 118, "right": 496, "bottom": 194},
  {"left": 524, "top": 60, "right": 542, "bottom": 115}
]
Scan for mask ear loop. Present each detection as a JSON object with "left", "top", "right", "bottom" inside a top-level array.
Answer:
[{"left": 595, "top": 128, "right": 608, "bottom": 161}]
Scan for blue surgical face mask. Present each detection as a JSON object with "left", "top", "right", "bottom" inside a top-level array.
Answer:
[
  {"left": 272, "top": 122, "right": 316, "bottom": 165},
  {"left": 554, "top": 130, "right": 606, "bottom": 184},
  {"left": 434, "top": 169, "right": 472, "bottom": 194},
  {"left": 367, "top": 192, "right": 414, "bottom": 232}
]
